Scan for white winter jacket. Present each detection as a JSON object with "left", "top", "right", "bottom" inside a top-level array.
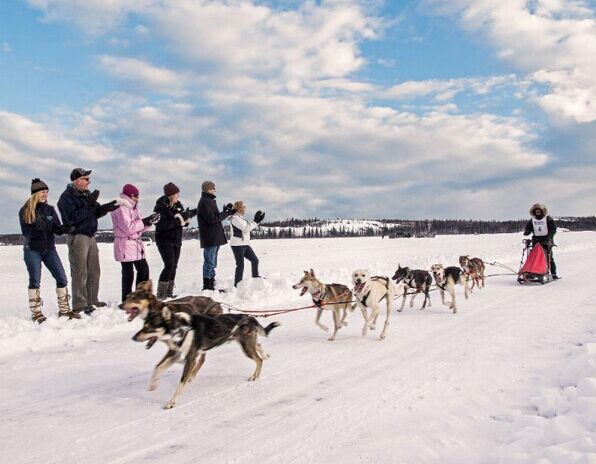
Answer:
[{"left": 229, "top": 214, "right": 259, "bottom": 246}]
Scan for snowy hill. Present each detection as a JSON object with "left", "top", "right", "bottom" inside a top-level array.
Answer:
[{"left": 1, "top": 232, "right": 595, "bottom": 463}]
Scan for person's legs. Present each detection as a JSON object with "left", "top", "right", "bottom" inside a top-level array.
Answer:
[
  {"left": 42, "top": 248, "right": 68, "bottom": 288},
  {"left": 134, "top": 259, "right": 150, "bottom": 289},
  {"left": 68, "top": 234, "right": 89, "bottom": 311},
  {"left": 203, "top": 247, "right": 217, "bottom": 278},
  {"left": 157, "top": 243, "right": 175, "bottom": 282},
  {"left": 121, "top": 261, "right": 135, "bottom": 302},
  {"left": 550, "top": 248, "right": 557, "bottom": 277},
  {"left": 244, "top": 246, "right": 260, "bottom": 278},
  {"left": 232, "top": 246, "right": 246, "bottom": 286},
  {"left": 171, "top": 245, "right": 181, "bottom": 282},
  {"left": 87, "top": 236, "right": 101, "bottom": 306},
  {"left": 23, "top": 247, "right": 43, "bottom": 290}
]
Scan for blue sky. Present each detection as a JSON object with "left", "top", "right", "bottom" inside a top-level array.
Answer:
[{"left": 1, "top": 0, "right": 595, "bottom": 233}]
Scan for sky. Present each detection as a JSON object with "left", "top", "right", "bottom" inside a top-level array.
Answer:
[{"left": 1, "top": 0, "right": 595, "bottom": 233}]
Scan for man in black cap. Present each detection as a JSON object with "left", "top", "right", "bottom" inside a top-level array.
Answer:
[{"left": 57, "top": 168, "right": 120, "bottom": 314}]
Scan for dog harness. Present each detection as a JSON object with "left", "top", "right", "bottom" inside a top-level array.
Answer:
[{"left": 358, "top": 276, "right": 390, "bottom": 306}]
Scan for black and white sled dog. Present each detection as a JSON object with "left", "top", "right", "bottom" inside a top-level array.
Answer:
[
  {"left": 292, "top": 269, "right": 354, "bottom": 341},
  {"left": 119, "top": 280, "right": 222, "bottom": 322},
  {"left": 391, "top": 265, "right": 433, "bottom": 311},
  {"left": 133, "top": 306, "right": 280, "bottom": 409},
  {"left": 429, "top": 264, "right": 470, "bottom": 314},
  {"left": 352, "top": 270, "right": 396, "bottom": 340}
]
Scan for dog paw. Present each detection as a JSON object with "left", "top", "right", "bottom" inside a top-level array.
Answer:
[
  {"left": 327, "top": 336, "right": 336, "bottom": 341},
  {"left": 318, "top": 325, "right": 329, "bottom": 333},
  {"left": 148, "top": 383, "right": 158, "bottom": 391},
  {"left": 247, "top": 375, "right": 259, "bottom": 382},
  {"left": 397, "top": 308, "right": 403, "bottom": 312},
  {"left": 379, "top": 334, "right": 386, "bottom": 340},
  {"left": 361, "top": 328, "right": 368, "bottom": 337},
  {"left": 164, "top": 401, "right": 176, "bottom": 409},
  {"left": 369, "top": 324, "right": 376, "bottom": 330}
]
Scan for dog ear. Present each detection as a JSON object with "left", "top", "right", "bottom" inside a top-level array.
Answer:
[
  {"left": 162, "top": 305, "right": 172, "bottom": 322},
  {"left": 137, "top": 280, "right": 152, "bottom": 293},
  {"left": 309, "top": 268, "right": 315, "bottom": 277},
  {"left": 304, "top": 270, "right": 309, "bottom": 275}
]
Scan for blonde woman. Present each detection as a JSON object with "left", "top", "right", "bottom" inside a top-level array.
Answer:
[
  {"left": 19, "top": 178, "right": 78, "bottom": 323},
  {"left": 229, "top": 201, "right": 265, "bottom": 287}
]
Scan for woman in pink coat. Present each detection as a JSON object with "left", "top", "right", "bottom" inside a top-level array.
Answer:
[{"left": 111, "top": 184, "right": 160, "bottom": 301}]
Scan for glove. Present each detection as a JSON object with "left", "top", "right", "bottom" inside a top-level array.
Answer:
[
  {"left": 57, "top": 224, "right": 76, "bottom": 235},
  {"left": 142, "top": 212, "right": 160, "bottom": 226},
  {"left": 223, "top": 203, "right": 237, "bottom": 215},
  {"left": 102, "top": 200, "right": 120, "bottom": 212},
  {"left": 185, "top": 208, "right": 198, "bottom": 219},
  {"left": 87, "top": 189, "right": 100, "bottom": 207},
  {"left": 253, "top": 210, "right": 265, "bottom": 224}
]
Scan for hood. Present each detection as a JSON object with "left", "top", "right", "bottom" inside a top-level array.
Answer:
[
  {"left": 119, "top": 193, "right": 137, "bottom": 209},
  {"left": 529, "top": 203, "right": 548, "bottom": 217}
]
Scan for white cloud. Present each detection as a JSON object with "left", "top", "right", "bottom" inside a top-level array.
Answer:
[
  {"left": 425, "top": 0, "right": 596, "bottom": 122},
  {"left": 1, "top": 42, "right": 11, "bottom": 53}
]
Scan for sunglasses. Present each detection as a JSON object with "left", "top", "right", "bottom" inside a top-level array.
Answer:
[
  {"left": 81, "top": 177, "right": 90, "bottom": 181},
  {"left": 131, "top": 193, "right": 139, "bottom": 198}
]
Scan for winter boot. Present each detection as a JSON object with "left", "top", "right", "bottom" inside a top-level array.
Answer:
[
  {"left": 202, "top": 277, "right": 211, "bottom": 291},
  {"left": 157, "top": 281, "right": 169, "bottom": 300},
  {"left": 167, "top": 281, "right": 177, "bottom": 299},
  {"left": 57, "top": 287, "right": 81, "bottom": 320},
  {"left": 28, "top": 288, "right": 46, "bottom": 324}
]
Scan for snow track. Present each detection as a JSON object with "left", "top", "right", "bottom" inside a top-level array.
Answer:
[{"left": 1, "top": 233, "right": 595, "bottom": 463}]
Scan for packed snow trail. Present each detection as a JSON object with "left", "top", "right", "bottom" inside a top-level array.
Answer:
[{"left": 1, "top": 233, "right": 595, "bottom": 463}]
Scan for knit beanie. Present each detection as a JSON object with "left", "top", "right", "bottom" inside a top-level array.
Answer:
[
  {"left": 163, "top": 182, "right": 180, "bottom": 197},
  {"left": 31, "top": 178, "right": 49, "bottom": 194},
  {"left": 122, "top": 184, "right": 140, "bottom": 198}
]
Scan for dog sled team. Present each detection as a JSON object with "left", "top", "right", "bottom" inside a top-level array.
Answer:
[{"left": 19, "top": 170, "right": 559, "bottom": 408}]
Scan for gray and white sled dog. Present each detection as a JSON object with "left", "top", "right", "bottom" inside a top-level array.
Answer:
[
  {"left": 133, "top": 305, "right": 280, "bottom": 409},
  {"left": 292, "top": 269, "right": 354, "bottom": 341},
  {"left": 391, "top": 265, "right": 433, "bottom": 311},
  {"left": 352, "top": 269, "right": 396, "bottom": 340},
  {"left": 430, "top": 264, "right": 470, "bottom": 314}
]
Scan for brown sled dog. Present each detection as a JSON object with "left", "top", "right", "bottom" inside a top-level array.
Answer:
[
  {"left": 458, "top": 256, "right": 486, "bottom": 290},
  {"left": 119, "top": 280, "right": 223, "bottom": 322},
  {"left": 292, "top": 269, "right": 353, "bottom": 341}
]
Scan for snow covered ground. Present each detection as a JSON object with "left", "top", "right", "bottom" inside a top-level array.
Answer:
[{"left": 1, "top": 232, "right": 596, "bottom": 463}]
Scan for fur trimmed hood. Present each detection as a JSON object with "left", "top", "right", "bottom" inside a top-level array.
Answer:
[{"left": 529, "top": 203, "right": 548, "bottom": 217}]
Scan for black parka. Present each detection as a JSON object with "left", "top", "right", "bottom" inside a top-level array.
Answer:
[
  {"left": 19, "top": 202, "right": 64, "bottom": 252},
  {"left": 154, "top": 195, "right": 186, "bottom": 246},
  {"left": 197, "top": 191, "right": 231, "bottom": 248},
  {"left": 57, "top": 184, "right": 109, "bottom": 236}
]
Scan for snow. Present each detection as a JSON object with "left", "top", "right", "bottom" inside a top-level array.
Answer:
[{"left": 1, "top": 232, "right": 595, "bottom": 463}]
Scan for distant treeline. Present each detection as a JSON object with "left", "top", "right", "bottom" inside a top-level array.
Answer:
[{"left": 1, "top": 216, "right": 595, "bottom": 245}]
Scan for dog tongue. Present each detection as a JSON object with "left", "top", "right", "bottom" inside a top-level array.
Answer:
[
  {"left": 127, "top": 309, "right": 138, "bottom": 322},
  {"left": 146, "top": 337, "right": 157, "bottom": 350},
  {"left": 300, "top": 287, "right": 307, "bottom": 296}
]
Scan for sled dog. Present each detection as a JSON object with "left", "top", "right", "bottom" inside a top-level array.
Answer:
[
  {"left": 458, "top": 256, "right": 486, "bottom": 290},
  {"left": 352, "top": 270, "right": 395, "bottom": 340},
  {"left": 133, "top": 307, "right": 280, "bottom": 409},
  {"left": 391, "top": 265, "right": 433, "bottom": 311},
  {"left": 119, "top": 280, "right": 222, "bottom": 322},
  {"left": 292, "top": 269, "right": 354, "bottom": 341},
  {"left": 430, "top": 264, "right": 470, "bottom": 313}
]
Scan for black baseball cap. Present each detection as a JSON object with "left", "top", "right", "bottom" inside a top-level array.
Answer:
[{"left": 70, "top": 168, "right": 92, "bottom": 181}]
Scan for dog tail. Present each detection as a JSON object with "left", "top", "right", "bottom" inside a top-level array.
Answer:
[{"left": 257, "top": 321, "right": 281, "bottom": 336}]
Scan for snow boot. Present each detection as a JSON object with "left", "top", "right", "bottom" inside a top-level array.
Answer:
[
  {"left": 57, "top": 287, "right": 81, "bottom": 320},
  {"left": 202, "top": 277, "right": 212, "bottom": 291},
  {"left": 28, "top": 288, "right": 46, "bottom": 324},
  {"left": 157, "top": 281, "right": 169, "bottom": 300},
  {"left": 167, "top": 281, "right": 177, "bottom": 299}
]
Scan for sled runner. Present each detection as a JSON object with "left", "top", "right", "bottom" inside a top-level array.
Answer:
[{"left": 517, "top": 239, "right": 553, "bottom": 285}]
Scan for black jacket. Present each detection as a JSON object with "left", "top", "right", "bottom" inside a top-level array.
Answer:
[
  {"left": 19, "top": 202, "right": 64, "bottom": 252},
  {"left": 197, "top": 191, "right": 230, "bottom": 248},
  {"left": 154, "top": 195, "right": 186, "bottom": 246},
  {"left": 57, "top": 184, "right": 109, "bottom": 236},
  {"left": 524, "top": 215, "right": 557, "bottom": 244}
]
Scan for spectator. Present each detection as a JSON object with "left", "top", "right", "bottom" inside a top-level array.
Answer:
[
  {"left": 111, "top": 184, "right": 159, "bottom": 302},
  {"left": 57, "top": 168, "right": 120, "bottom": 314},
  {"left": 153, "top": 182, "right": 197, "bottom": 299},
  {"left": 20, "top": 178, "right": 79, "bottom": 322},
  {"left": 229, "top": 201, "right": 265, "bottom": 287},
  {"left": 197, "top": 181, "right": 235, "bottom": 291}
]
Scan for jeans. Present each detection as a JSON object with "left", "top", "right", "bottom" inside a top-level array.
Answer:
[
  {"left": 23, "top": 246, "right": 68, "bottom": 289},
  {"left": 121, "top": 259, "right": 150, "bottom": 301},
  {"left": 202, "top": 246, "right": 219, "bottom": 278},
  {"left": 231, "top": 245, "right": 259, "bottom": 286},
  {"left": 157, "top": 242, "right": 181, "bottom": 282}
]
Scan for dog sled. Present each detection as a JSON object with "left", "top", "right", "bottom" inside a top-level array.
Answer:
[{"left": 517, "top": 239, "right": 554, "bottom": 285}]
